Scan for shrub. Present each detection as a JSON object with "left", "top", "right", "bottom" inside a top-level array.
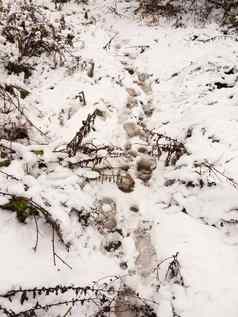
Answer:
[
  {"left": 0, "top": 0, "right": 74, "bottom": 71},
  {"left": 136, "top": 0, "right": 238, "bottom": 27}
]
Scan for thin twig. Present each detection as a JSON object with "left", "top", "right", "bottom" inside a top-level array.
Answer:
[
  {"left": 62, "top": 306, "right": 73, "bottom": 317},
  {"left": 55, "top": 253, "right": 73, "bottom": 270},
  {"left": 52, "top": 225, "right": 72, "bottom": 270},
  {"left": 196, "top": 161, "right": 238, "bottom": 189},
  {"left": 33, "top": 215, "right": 39, "bottom": 252},
  {"left": 52, "top": 226, "right": 56, "bottom": 266},
  {"left": 0, "top": 170, "right": 20, "bottom": 181},
  {"left": 103, "top": 33, "right": 118, "bottom": 50}
]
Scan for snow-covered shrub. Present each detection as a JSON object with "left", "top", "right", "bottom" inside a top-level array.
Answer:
[
  {"left": 0, "top": 0, "right": 74, "bottom": 73},
  {"left": 136, "top": 0, "right": 238, "bottom": 27}
]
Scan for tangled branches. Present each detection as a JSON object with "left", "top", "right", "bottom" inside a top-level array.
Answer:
[
  {"left": 0, "top": 83, "right": 21, "bottom": 114},
  {"left": 0, "top": 83, "right": 31, "bottom": 140},
  {"left": 142, "top": 127, "right": 187, "bottom": 166},
  {"left": 81, "top": 169, "right": 133, "bottom": 188},
  {"left": 0, "top": 276, "right": 158, "bottom": 317},
  {"left": 154, "top": 252, "right": 184, "bottom": 286},
  {"left": 69, "top": 155, "right": 104, "bottom": 169},
  {"left": 194, "top": 160, "right": 238, "bottom": 189},
  {"left": 66, "top": 109, "right": 103, "bottom": 157},
  {"left": 0, "top": 82, "right": 46, "bottom": 137},
  {"left": 68, "top": 144, "right": 129, "bottom": 169},
  {"left": 1, "top": 1, "right": 74, "bottom": 67}
]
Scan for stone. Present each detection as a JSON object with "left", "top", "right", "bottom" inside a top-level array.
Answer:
[
  {"left": 117, "top": 173, "right": 135, "bottom": 193},
  {"left": 114, "top": 285, "right": 157, "bottom": 317},
  {"left": 103, "top": 216, "right": 117, "bottom": 231},
  {"left": 119, "top": 261, "right": 128, "bottom": 270},
  {"left": 97, "top": 197, "right": 117, "bottom": 233},
  {"left": 126, "top": 96, "right": 138, "bottom": 109},
  {"left": 126, "top": 87, "right": 139, "bottom": 97},
  {"left": 130, "top": 204, "right": 139, "bottom": 213},
  {"left": 137, "top": 146, "right": 148, "bottom": 154},
  {"left": 136, "top": 156, "right": 156, "bottom": 182},
  {"left": 123, "top": 122, "right": 144, "bottom": 138}
]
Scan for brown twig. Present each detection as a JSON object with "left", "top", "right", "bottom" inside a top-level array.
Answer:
[
  {"left": 52, "top": 226, "right": 56, "bottom": 266},
  {"left": 33, "top": 215, "right": 39, "bottom": 252}
]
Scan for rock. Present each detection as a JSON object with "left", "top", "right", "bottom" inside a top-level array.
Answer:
[
  {"left": 120, "top": 164, "right": 130, "bottom": 172},
  {"left": 164, "top": 179, "right": 176, "bottom": 186},
  {"left": 117, "top": 173, "right": 135, "bottom": 193},
  {"left": 127, "top": 150, "right": 138, "bottom": 158},
  {"left": 103, "top": 216, "right": 117, "bottom": 231},
  {"left": 104, "top": 240, "right": 121, "bottom": 252},
  {"left": 114, "top": 285, "right": 157, "bottom": 317},
  {"left": 119, "top": 261, "right": 128, "bottom": 270},
  {"left": 125, "top": 67, "right": 135, "bottom": 75},
  {"left": 136, "top": 72, "right": 153, "bottom": 94},
  {"left": 137, "top": 146, "right": 148, "bottom": 154},
  {"left": 137, "top": 72, "right": 150, "bottom": 82},
  {"left": 100, "top": 197, "right": 116, "bottom": 213},
  {"left": 101, "top": 232, "right": 122, "bottom": 254},
  {"left": 123, "top": 122, "right": 144, "bottom": 138},
  {"left": 142, "top": 99, "right": 154, "bottom": 117},
  {"left": 126, "top": 96, "right": 138, "bottom": 109},
  {"left": 124, "top": 142, "right": 132, "bottom": 151},
  {"left": 126, "top": 88, "right": 139, "bottom": 97},
  {"left": 136, "top": 156, "right": 156, "bottom": 182},
  {"left": 98, "top": 197, "right": 117, "bottom": 232},
  {"left": 114, "top": 286, "right": 138, "bottom": 317},
  {"left": 130, "top": 204, "right": 139, "bottom": 213}
]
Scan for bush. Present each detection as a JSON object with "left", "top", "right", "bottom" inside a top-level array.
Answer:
[
  {"left": 136, "top": 0, "right": 238, "bottom": 27},
  {"left": 0, "top": 0, "right": 74, "bottom": 70}
]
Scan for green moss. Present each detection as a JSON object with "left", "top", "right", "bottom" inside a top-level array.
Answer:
[
  {"left": 0, "top": 197, "right": 38, "bottom": 223},
  {"left": 31, "top": 149, "right": 44, "bottom": 156},
  {"left": 0, "top": 160, "right": 11, "bottom": 167}
]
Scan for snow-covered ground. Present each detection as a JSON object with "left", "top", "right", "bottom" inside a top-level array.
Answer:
[{"left": 0, "top": 0, "right": 238, "bottom": 316}]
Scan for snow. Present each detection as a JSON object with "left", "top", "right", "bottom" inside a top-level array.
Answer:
[{"left": 0, "top": 0, "right": 238, "bottom": 316}]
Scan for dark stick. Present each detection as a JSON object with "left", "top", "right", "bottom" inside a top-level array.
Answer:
[
  {"left": 0, "top": 170, "right": 21, "bottom": 181},
  {"left": 55, "top": 253, "right": 73, "bottom": 270},
  {"left": 52, "top": 225, "right": 72, "bottom": 270},
  {"left": 33, "top": 215, "right": 39, "bottom": 252},
  {"left": 103, "top": 33, "right": 118, "bottom": 50},
  {"left": 52, "top": 226, "right": 56, "bottom": 266}
]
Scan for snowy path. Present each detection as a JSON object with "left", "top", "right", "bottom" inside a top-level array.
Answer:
[{"left": 0, "top": 0, "right": 238, "bottom": 316}]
